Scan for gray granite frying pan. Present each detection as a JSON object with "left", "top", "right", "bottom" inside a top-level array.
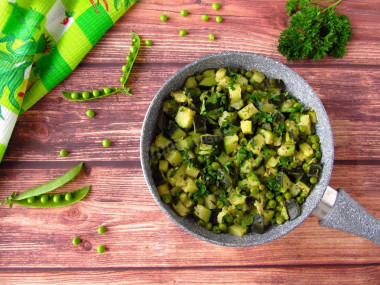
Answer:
[{"left": 140, "top": 52, "right": 380, "bottom": 247}]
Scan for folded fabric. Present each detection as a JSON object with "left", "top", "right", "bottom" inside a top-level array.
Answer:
[{"left": 0, "top": 0, "right": 137, "bottom": 162}]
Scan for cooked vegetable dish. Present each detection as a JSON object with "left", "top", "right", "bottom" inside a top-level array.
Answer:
[{"left": 149, "top": 67, "right": 322, "bottom": 237}]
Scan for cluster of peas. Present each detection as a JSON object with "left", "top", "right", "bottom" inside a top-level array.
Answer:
[
  {"left": 160, "top": 2, "right": 223, "bottom": 40},
  {"left": 73, "top": 226, "right": 107, "bottom": 254}
]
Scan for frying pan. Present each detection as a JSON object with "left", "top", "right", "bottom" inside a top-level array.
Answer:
[{"left": 140, "top": 52, "right": 380, "bottom": 247}]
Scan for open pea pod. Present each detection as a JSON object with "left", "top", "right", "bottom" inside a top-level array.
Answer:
[
  {"left": 13, "top": 185, "right": 91, "bottom": 208},
  {"left": 62, "top": 87, "right": 127, "bottom": 102},
  {"left": 120, "top": 31, "right": 140, "bottom": 89}
]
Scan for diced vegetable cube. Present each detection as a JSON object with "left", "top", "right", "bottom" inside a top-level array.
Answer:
[
  {"left": 241, "top": 120, "right": 253, "bottom": 134},
  {"left": 194, "top": 204, "right": 211, "bottom": 222},
  {"left": 228, "top": 84, "right": 242, "bottom": 103},
  {"left": 175, "top": 106, "right": 196, "bottom": 129},
  {"left": 237, "top": 103, "right": 259, "bottom": 120},
  {"left": 224, "top": 134, "right": 239, "bottom": 154},
  {"left": 228, "top": 225, "right": 248, "bottom": 237}
]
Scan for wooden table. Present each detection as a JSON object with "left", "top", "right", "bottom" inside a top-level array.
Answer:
[{"left": 1, "top": 0, "right": 379, "bottom": 283}]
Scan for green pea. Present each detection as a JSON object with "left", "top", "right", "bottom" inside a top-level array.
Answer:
[
  {"left": 53, "top": 194, "right": 61, "bottom": 203},
  {"left": 216, "top": 85, "right": 223, "bottom": 92},
  {"left": 276, "top": 215, "right": 285, "bottom": 225},
  {"left": 40, "top": 195, "right": 48, "bottom": 203},
  {"left": 102, "top": 139, "right": 111, "bottom": 148},
  {"left": 27, "top": 196, "right": 35, "bottom": 203},
  {"left": 250, "top": 186, "right": 259, "bottom": 197},
  {"left": 160, "top": 14, "right": 168, "bottom": 21},
  {"left": 216, "top": 15, "right": 223, "bottom": 23},
  {"left": 236, "top": 211, "right": 244, "bottom": 219},
  {"left": 145, "top": 40, "right": 153, "bottom": 46},
  {"left": 60, "top": 149, "right": 68, "bottom": 157},
  {"left": 197, "top": 197, "right": 205, "bottom": 205},
  {"left": 245, "top": 71, "right": 253, "bottom": 78},
  {"left": 86, "top": 109, "right": 95, "bottom": 118},
  {"left": 310, "top": 177, "right": 318, "bottom": 184},
  {"left": 297, "top": 196, "right": 305, "bottom": 204},
  {"left": 225, "top": 214, "right": 233, "bottom": 225},
  {"left": 93, "top": 90, "right": 100, "bottom": 97},
  {"left": 209, "top": 33, "right": 215, "bottom": 41},
  {"left": 205, "top": 222, "right": 213, "bottom": 231},
  {"left": 180, "top": 10, "right": 188, "bottom": 16},
  {"left": 82, "top": 92, "right": 90, "bottom": 99},
  {"left": 290, "top": 161, "right": 298, "bottom": 168},
  {"left": 122, "top": 65, "right": 128, "bottom": 72},
  {"left": 276, "top": 196, "right": 285, "bottom": 203},
  {"left": 120, "top": 76, "right": 126, "bottom": 83},
  {"left": 302, "top": 163, "right": 310, "bottom": 171},
  {"left": 246, "top": 85, "right": 253, "bottom": 92},
  {"left": 259, "top": 184, "right": 266, "bottom": 191},
  {"left": 216, "top": 200, "right": 224, "bottom": 209},
  {"left": 65, "top": 192, "right": 72, "bottom": 201},
  {"left": 202, "top": 14, "right": 209, "bottom": 21},
  {"left": 179, "top": 29, "right": 187, "bottom": 36},
  {"left": 219, "top": 223, "right": 227, "bottom": 231},
  {"left": 97, "top": 245, "right": 106, "bottom": 254},
  {"left": 211, "top": 162, "right": 220, "bottom": 171},
  {"left": 130, "top": 46, "right": 138, "bottom": 53},
  {"left": 98, "top": 226, "right": 106, "bottom": 234},
  {"left": 310, "top": 135, "right": 320, "bottom": 143},
  {"left": 267, "top": 199, "right": 277, "bottom": 209},
  {"left": 212, "top": 3, "right": 221, "bottom": 10},
  {"left": 212, "top": 225, "right": 221, "bottom": 234},
  {"left": 315, "top": 150, "right": 322, "bottom": 158},
  {"left": 73, "top": 237, "right": 81, "bottom": 246},
  {"left": 104, "top": 87, "right": 111, "bottom": 95},
  {"left": 71, "top": 93, "right": 79, "bottom": 99},
  {"left": 284, "top": 192, "right": 293, "bottom": 200},
  {"left": 126, "top": 55, "right": 132, "bottom": 62},
  {"left": 162, "top": 194, "right": 172, "bottom": 204},
  {"left": 197, "top": 219, "right": 206, "bottom": 227}
]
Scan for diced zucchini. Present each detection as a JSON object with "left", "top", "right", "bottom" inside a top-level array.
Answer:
[
  {"left": 238, "top": 174, "right": 260, "bottom": 189},
  {"left": 159, "top": 160, "right": 169, "bottom": 173},
  {"left": 217, "top": 76, "right": 231, "bottom": 88},
  {"left": 152, "top": 168, "right": 166, "bottom": 186},
  {"left": 157, "top": 183, "right": 170, "bottom": 195},
  {"left": 184, "top": 76, "right": 198, "bottom": 89},
  {"left": 154, "top": 132, "right": 172, "bottom": 149},
  {"left": 199, "top": 77, "right": 217, "bottom": 87},
  {"left": 295, "top": 181, "right": 311, "bottom": 197},
  {"left": 258, "top": 128, "right": 274, "bottom": 144},
  {"left": 170, "top": 164, "right": 187, "bottom": 187},
  {"left": 193, "top": 115, "right": 207, "bottom": 134},
  {"left": 172, "top": 202, "right": 190, "bottom": 216},
  {"left": 162, "top": 100, "right": 178, "bottom": 117},
  {"left": 194, "top": 204, "right": 211, "bottom": 222},
  {"left": 185, "top": 164, "right": 200, "bottom": 178},
  {"left": 240, "top": 120, "right": 253, "bottom": 134},
  {"left": 279, "top": 173, "right": 292, "bottom": 193},
  {"left": 263, "top": 209, "right": 275, "bottom": 226},
  {"left": 238, "top": 103, "right": 259, "bottom": 120},
  {"left": 165, "top": 120, "right": 186, "bottom": 140},
  {"left": 171, "top": 90, "right": 188, "bottom": 103},
  {"left": 228, "top": 84, "right": 242, "bottom": 103},
  {"left": 228, "top": 224, "right": 248, "bottom": 237},
  {"left": 250, "top": 71, "right": 265, "bottom": 83},
  {"left": 217, "top": 168, "right": 233, "bottom": 189},
  {"left": 235, "top": 76, "right": 248, "bottom": 86},
  {"left": 277, "top": 143, "right": 296, "bottom": 157},
  {"left": 308, "top": 109, "right": 318, "bottom": 123},
  {"left": 289, "top": 183, "right": 301, "bottom": 196},
  {"left": 262, "top": 103, "right": 274, "bottom": 113},
  {"left": 308, "top": 164, "right": 320, "bottom": 177},
  {"left": 215, "top": 68, "right": 227, "bottom": 82},
  {"left": 217, "top": 207, "right": 229, "bottom": 224},
  {"left": 286, "top": 199, "right": 301, "bottom": 220},
  {"left": 218, "top": 111, "right": 237, "bottom": 126},
  {"left": 165, "top": 150, "right": 183, "bottom": 166},
  {"left": 295, "top": 151, "right": 306, "bottom": 163},
  {"left": 298, "top": 114, "right": 311, "bottom": 134},
  {"left": 175, "top": 106, "right": 196, "bottom": 129},
  {"left": 281, "top": 205, "right": 289, "bottom": 221},
  {"left": 176, "top": 136, "right": 192, "bottom": 151},
  {"left": 204, "top": 194, "right": 217, "bottom": 210},
  {"left": 230, "top": 99, "right": 245, "bottom": 110},
  {"left": 224, "top": 134, "right": 239, "bottom": 154},
  {"left": 252, "top": 214, "right": 265, "bottom": 233},
  {"left": 202, "top": 69, "right": 216, "bottom": 79},
  {"left": 265, "top": 156, "right": 278, "bottom": 168},
  {"left": 199, "top": 143, "right": 213, "bottom": 155},
  {"left": 218, "top": 152, "right": 231, "bottom": 166},
  {"left": 201, "top": 135, "right": 223, "bottom": 145},
  {"left": 248, "top": 134, "right": 265, "bottom": 154},
  {"left": 182, "top": 177, "right": 198, "bottom": 193},
  {"left": 299, "top": 142, "right": 314, "bottom": 158}
]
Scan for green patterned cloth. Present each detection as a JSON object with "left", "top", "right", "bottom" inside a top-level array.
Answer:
[{"left": 0, "top": 0, "right": 137, "bottom": 162}]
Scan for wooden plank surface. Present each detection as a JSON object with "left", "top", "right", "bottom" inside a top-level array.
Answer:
[{"left": 1, "top": 0, "right": 380, "bottom": 283}]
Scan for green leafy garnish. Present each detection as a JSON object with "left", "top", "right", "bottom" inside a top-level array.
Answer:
[{"left": 278, "top": 0, "right": 352, "bottom": 61}]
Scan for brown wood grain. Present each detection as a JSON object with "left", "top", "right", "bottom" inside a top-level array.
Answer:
[
  {"left": 0, "top": 0, "right": 380, "bottom": 283},
  {"left": 1, "top": 265, "right": 379, "bottom": 285}
]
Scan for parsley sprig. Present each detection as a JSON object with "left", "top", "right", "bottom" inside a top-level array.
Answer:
[{"left": 278, "top": 0, "right": 352, "bottom": 61}]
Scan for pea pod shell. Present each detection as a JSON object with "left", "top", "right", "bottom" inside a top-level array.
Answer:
[
  {"left": 14, "top": 185, "right": 91, "bottom": 208},
  {"left": 14, "top": 163, "right": 84, "bottom": 201},
  {"left": 62, "top": 88, "right": 125, "bottom": 102},
  {"left": 121, "top": 31, "right": 140, "bottom": 88}
]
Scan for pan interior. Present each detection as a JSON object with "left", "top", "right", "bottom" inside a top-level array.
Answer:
[{"left": 140, "top": 52, "right": 334, "bottom": 247}]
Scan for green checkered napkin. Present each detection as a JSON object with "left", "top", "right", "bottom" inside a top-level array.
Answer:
[{"left": 0, "top": 0, "right": 137, "bottom": 162}]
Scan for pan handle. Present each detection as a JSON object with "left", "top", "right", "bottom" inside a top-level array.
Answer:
[{"left": 313, "top": 186, "right": 380, "bottom": 247}]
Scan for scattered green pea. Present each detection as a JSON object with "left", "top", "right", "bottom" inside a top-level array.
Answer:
[
  {"left": 27, "top": 196, "right": 35, "bottom": 203},
  {"left": 102, "top": 139, "right": 111, "bottom": 148},
  {"left": 216, "top": 15, "right": 223, "bottom": 23},
  {"left": 65, "top": 192, "right": 72, "bottom": 201},
  {"left": 202, "top": 14, "right": 209, "bottom": 21},
  {"left": 98, "top": 226, "right": 106, "bottom": 234},
  {"left": 145, "top": 40, "right": 153, "bottom": 46},
  {"left": 212, "top": 3, "right": 221, "bottom": 10},
  {"left": 104, "top": 87, "right": 111, "bottom": 95},
  {"left": 40, "top": 195, "right": 48, "bottom": 203},
  {"left": 209, "top": 33, "right": 215, "bottom": 40},
  {"left": 180, "top": 9, "right": 188, "bottom": 16},
  {"left": 73, "top": 237, "right": 81, "bottom": 246},
  {"left": 160, "top": 14, "right": 168, "bottom": 21},
  {"left": 53, "top": 194, "right": 61, "bottom": 203},
  {"left": 179, "top": 29, "right": 187, "bottom": 36},
  {"left": 71, "top": 93, "right": 78, "bottom": 99},
  {"left": 97, "top": 245, "right": 106, "bottom": 254},
  {"left": 60, "top": 149, "right": 68, "bottom": 157},
  {"left": 93, "top": 90, "right": 100, "bottom": 97},
  {"left": 86, "top": 109, "right": 95, "bottom": 118},
  {"left": 82, "top": 92, "right": 90, "bottom": 99}
]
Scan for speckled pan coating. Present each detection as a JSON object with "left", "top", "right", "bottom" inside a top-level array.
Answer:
[{"left": 140, "top": 52, "right": 334, "bottom": 247}]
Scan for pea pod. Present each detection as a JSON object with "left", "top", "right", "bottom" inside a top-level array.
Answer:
[
  {"left": 120, "top": 31, "right": 140, "bottom": 89},
  {"left": 13, "top": 185, "right": 91, "bottom": 208},
  {"left": 1, "top": 163, "right": 83, "bottom": 208},
  {"left": 62, "top": 87, "right": 128, "bottom": 102}
]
